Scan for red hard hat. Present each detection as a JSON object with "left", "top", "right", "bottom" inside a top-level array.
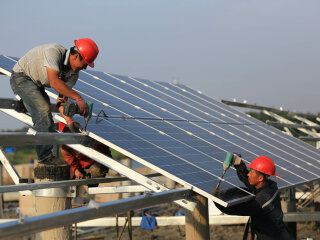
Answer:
[
  {"left": 74, "top": 38, "right": 99, "bottom": 68},
  {"left": 58, "top": 122, "right": 66, "bottom": 132},
  {"left": 246, "top": 156, "right": 276, "bottom": 176}
]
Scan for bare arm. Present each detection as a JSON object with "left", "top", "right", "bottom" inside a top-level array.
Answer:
[
  {"left": 58, "top": 103, "right": 73, "bottom": 124},
  {"left": 46, "top": 67, "right": 82, "bottom": 101}
]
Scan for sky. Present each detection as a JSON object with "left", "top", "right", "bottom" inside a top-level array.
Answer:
[{"left": 0, "top": 0, "right": 320, "bottom": 129}]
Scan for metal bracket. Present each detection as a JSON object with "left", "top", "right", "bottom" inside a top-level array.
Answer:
[{"left": 33, "top": 186, "right": 76, "bottom": 198}]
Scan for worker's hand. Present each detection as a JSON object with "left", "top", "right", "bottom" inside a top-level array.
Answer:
[
  {"left": 74, "top": 169, "right": 87, "bottom": 179},
  {"left": 67, "top": 119, "right": 83, "bottom": 133},
  {"left": 76, "top": 97, "right": 88, "bottom": 116},
  {"left": 232, "top": 153, "right": 242, "bottom": 166}
]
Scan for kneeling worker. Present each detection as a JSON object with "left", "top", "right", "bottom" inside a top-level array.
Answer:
[
  {"left": 58, "top": 122, "right": 110, "bottom": 179},
  {"left": 215, "top": 155, "right": 292, "bottom": 240}
]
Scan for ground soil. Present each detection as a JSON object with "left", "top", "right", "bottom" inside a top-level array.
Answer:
[
  {"left": 74, "top": 203, "right": 319, "bottom": 240},
  {"left": 76, "top": 221, "right": 319, "bottom": 240},
  {"left": 4, "top": 201, "right": 319, "bottom": 240}
]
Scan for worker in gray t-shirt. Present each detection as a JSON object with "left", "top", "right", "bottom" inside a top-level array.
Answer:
[{"left": 10, "top": 38, "right": 99, "bottom": 164}]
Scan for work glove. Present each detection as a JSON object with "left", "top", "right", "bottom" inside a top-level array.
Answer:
[
  {"left": 223, "top": 152, "right": 242, "bottom": 171},
  {"left": 76, "top": 97, "right": 88, "bottom": 116},
  {"left": 67, "top": 119, "right": 83, "bottom": 133},
  {"left": 232, "top": 152, "right": 242, "bottom": 166}
]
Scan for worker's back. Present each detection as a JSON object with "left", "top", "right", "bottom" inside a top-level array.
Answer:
[{"left": 250, "top": 180, "right": 291, "bottom": 239}]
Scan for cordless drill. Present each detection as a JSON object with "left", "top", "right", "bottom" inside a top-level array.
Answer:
[
  {"left": 211, "top": 152, "right": 242, "bottom": 195},
  {"left": 63, "top": 100, "right": 93, "bottom": 131}
]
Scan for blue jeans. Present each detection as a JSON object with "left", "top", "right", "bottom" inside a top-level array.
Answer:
[{"left": 10, "top": 72, "right": 54, "bottom": 160}]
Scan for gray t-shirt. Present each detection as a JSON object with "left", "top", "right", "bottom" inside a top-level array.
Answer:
[{"left": 13, "top": 44, "right": 78, "bottom": 88}]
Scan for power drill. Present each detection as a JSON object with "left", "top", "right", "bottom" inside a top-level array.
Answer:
[
  {"left": 63, "top": 100, "right": 93, "bottom": 131},
  {"left": 211, "top": 152, "right": 242, "bottom": 195}
]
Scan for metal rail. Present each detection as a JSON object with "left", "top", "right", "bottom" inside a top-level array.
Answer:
[
  {"left": 88, "top": 185, "right": 149, "bottom": 194},
  {"left": 94, "top": 109, "right": 253, "bottom": 126},
  {"left": 0, "top": 173, "right": 161, "bottom": 193},
  {"left": 266, "top": 121, "right": 320, "bottom": 130},
  {"left": 0, "top": 150, "right": 20, "bottom": 185},
  {"left": 0, "top": 188, "right": 191, "bottom": 240},
  {"left": 0, "top": 132, "right": 88, "bottom": 146},
  {"left": 299, "top": 137, "right": 320, "bottom": 142},
  {"left": 1, "top": 212, "right": 319, "bottom": 228},
  {"left": 263, "top": 110, "right": 319, "bottom": 137},
  {"left": 221, "top": 99, "right": 318, "bottom": 118}
]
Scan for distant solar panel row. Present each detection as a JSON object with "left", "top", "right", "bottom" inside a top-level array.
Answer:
[{"left": 1, "top": 54, "right": 319, "bottom": 206}]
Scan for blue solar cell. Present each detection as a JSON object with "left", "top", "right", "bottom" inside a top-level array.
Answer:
[
  {"left": 0, "top": 55, "right": 16, "bottom": 72},
  {"left": 59, "top": 70, "right": 320, "bottom": 202}
]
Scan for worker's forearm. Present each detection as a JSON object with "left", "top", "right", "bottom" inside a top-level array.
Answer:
[
  {"left": 235, "top": 162, "right": 253, "bottom": 190},
  {"left": 58, "top": 105, "right": 73, "bottom": 123},
  {"left": 51, "top": 79, "right": 81, "bottom": 101}
]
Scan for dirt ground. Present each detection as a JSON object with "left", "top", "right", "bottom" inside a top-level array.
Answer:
[
  {"left": 77, "top": 222, "right": 319, "bottom": 240},
  {"left": 75, "top": 203, "right": 319, "bottom": 240},
  {"left": 4, "top": 202, "right": 319, "bottom": 240}
]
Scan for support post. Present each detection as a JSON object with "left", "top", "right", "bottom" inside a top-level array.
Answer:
[
  {"left": 281, "top": 188, "right": 297, "bottom": 240},
  {"left": 121, "top": 156, "right": 132, "bottom": 199},
  {"left": 120, "top": 157, "right": 133, "bottom": 240},
  {"left": 166, "top": 177, "right": 176, "bottom": 189},
  {"left": 185, "top": 194, "right": 210, "bottom": 240},
  {"left": 0, "top": 162, "right": 3, "bottom": 218},
  {"left": 33, "top": 160, "right": 71, "bottom": 240},
  {"left": 314, "top": 181, "right": 320, "bottom": 232},
  {"left": 127, "top": 210, "right": 133, "bottom": 240}
]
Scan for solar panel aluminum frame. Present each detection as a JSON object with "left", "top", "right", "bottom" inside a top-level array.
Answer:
[
  {"left": 0, "top": 188, "right": 191, "bottom": 240},
  {"left": 0, "top": 67, "right": 10, "bottom": 76}
]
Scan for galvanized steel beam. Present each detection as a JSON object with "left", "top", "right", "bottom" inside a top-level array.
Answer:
[
  {"left": 0, "top": 132, "right": 88, "bottom": 146},
  {"left": 0, "top": 173, "right": 161, "bottom": 193},
  {"left": 0, "top": 188, "right": 191, "bottom": 239}
]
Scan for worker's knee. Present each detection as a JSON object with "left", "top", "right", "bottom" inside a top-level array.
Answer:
[{"left": 32, "top": 104, "right": 54, "bottom": 132}]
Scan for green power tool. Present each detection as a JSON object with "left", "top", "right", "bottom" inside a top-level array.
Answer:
[
  {"left": 63, "top": 100, "right": 93, "bottom": 131},
  {"left": 211, "top": 152, "right": 242, "bottom": 195}
]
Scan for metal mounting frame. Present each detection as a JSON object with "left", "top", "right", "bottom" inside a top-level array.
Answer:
[
  {"left": 88, "top": 185, "right": 149, "bottom": 194},
  {"left": 0, "top": 132, "right": 89, "bottom": 146},
  {"left": 0, "top": 173, "right": 161, "bottom": 193},
  {"left": 263, "top": 110, "right": 320, "bottom": 137},
  {"left": 0, "top": 108, "right": 196, "bottom": 210},
  {"left": 0, "top": 149, "right": 20, "bottom": 185},
  {"left": 0, "top": 188, "right": 191, "bottom": 239}
]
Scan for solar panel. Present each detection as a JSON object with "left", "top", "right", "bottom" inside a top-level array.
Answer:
[{"left": 1, "top": 54, "right": 320, "bottom": 207}]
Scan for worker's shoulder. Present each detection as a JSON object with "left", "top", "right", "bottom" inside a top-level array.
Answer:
[
  {"left": 255, "top": 180, "right": 279, "bottom": 204},
  {"left": 22, "top": 44, "right": 66, "bottom": 60},
  {"left": 27, "top": 43, "right": 65, "bottom": 52},
  {"left": 41, "top": 43, "right": 66, "bottom": 53}
]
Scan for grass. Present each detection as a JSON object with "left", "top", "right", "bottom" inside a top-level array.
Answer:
[{"left": 4, "top": 147, "right": 36, "bottom": 165}]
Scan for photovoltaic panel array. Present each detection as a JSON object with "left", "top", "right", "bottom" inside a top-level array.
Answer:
[{"left": 1, "top": 54, "right": 320, "bottom": 206}]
